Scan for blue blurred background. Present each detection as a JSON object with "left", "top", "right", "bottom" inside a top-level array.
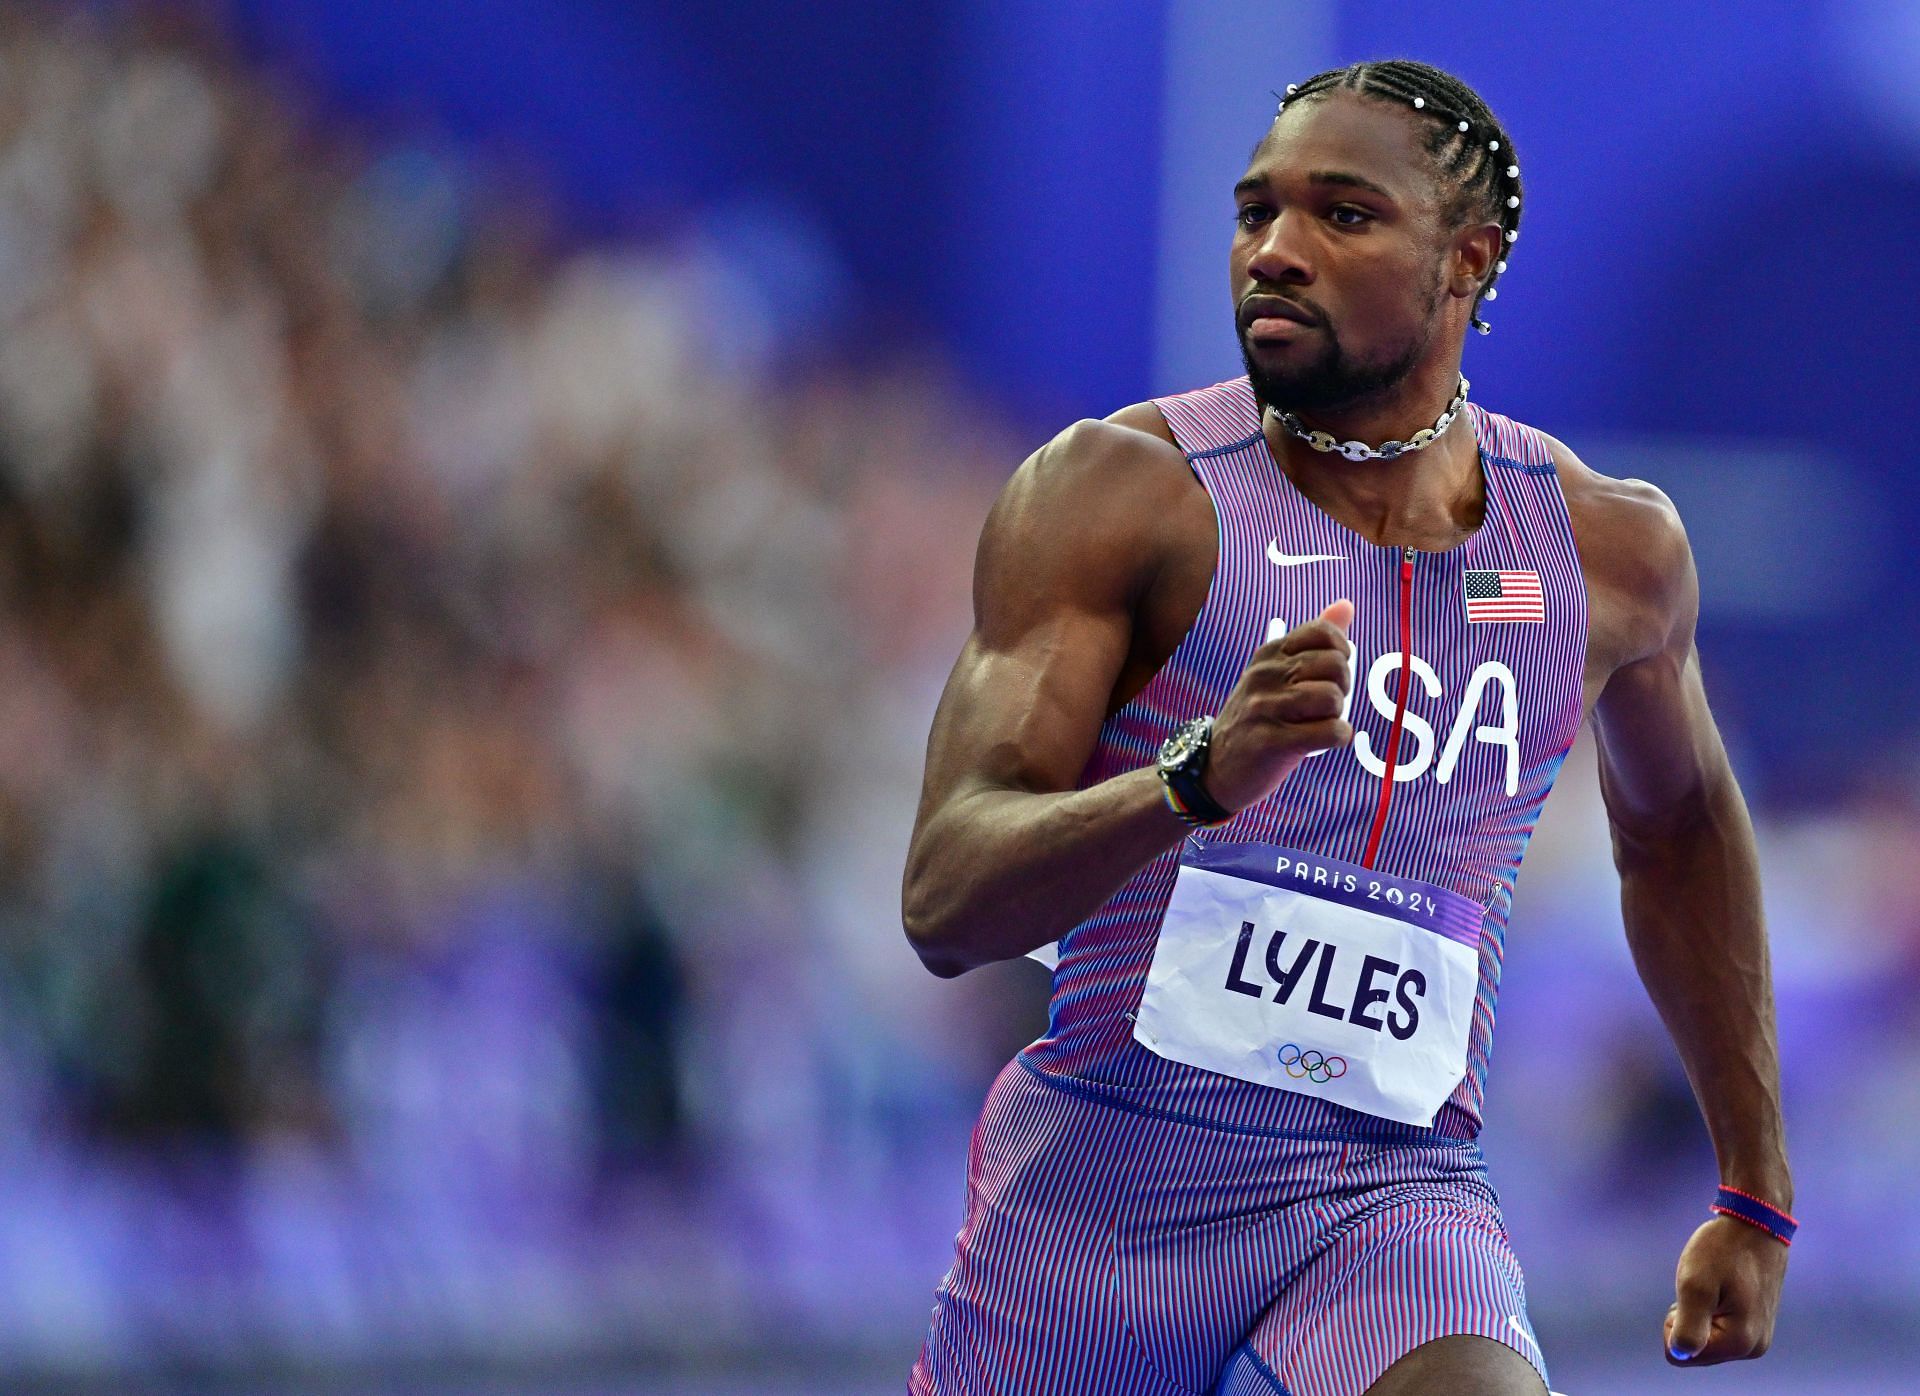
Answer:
[{"left": 0, "top": 1, "right": 1911, "bottom": 1392}]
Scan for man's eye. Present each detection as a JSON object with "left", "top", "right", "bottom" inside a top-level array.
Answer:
[
  {"left": 1235, "top": 204, "right": 1271, "bottom": 228},
  {"left": 1330, "top": 206, "right": 1371, "bottom": 226}
]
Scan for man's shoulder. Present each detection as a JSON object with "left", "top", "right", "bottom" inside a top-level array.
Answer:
[
  {"left": 977, "top": 404, "right": 1203, "bottom": 592},
  {"left": 1539, "top": 430, "right": 1688, "bottom": 571},
  {"left": 1002, "top": 403, "right": 1194, "bottom": 519},
  {"left": 1104, "top": 399, "right": 1182, "bottom": 449},
  {"left": 1534, "top": 428, "right": 1694, "bottom": 659}
]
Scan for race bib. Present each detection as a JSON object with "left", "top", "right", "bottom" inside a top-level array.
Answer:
[{"left": 1131, "top": 838, "right": 1484, "bottom": 1127}]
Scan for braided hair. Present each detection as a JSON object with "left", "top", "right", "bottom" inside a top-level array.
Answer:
[{"left": 1276, "top": 61, "right": 1521, "bottom": 335}]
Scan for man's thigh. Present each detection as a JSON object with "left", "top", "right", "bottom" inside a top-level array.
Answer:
[
  {"left": 1219, "top": 1194, "right": 1551, "bottom": 1396},
  {"left": 1362, "top": 1334, "right": 1545, "bottom": 1396}
]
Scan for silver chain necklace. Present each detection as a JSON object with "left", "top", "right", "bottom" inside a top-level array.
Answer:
[{"left": 1269, "top": 376, "right": 1469, "bottom": 462}]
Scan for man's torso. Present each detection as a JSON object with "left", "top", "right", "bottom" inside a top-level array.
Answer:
[{"left": 1016, "top": 376, "right": 1666, "bottom": 1140}]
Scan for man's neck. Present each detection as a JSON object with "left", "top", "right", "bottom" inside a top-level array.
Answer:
[
  {"left": 1277, "top": 357, "right": 1464, "bottom": 450},
  {"left": 1263, "top": 369, "right": 1484, "bottom": 550}
]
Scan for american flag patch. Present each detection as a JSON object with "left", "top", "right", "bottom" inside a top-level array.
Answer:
[{"left": 1464, "top": 570, "right": 1545, "bottom": 623}]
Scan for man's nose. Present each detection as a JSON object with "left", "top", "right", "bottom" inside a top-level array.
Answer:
[{"left": 1245, "top": 210, "right": 1314, "bottom": 286}]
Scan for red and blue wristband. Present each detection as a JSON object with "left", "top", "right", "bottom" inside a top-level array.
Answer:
[{"left": 1711, "top": 1185, "right": 1797, "bottom": 1246}]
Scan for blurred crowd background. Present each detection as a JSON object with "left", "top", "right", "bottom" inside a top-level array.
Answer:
[{"left": 0, "top": 2, "right": 1912, "bottom": 1393}]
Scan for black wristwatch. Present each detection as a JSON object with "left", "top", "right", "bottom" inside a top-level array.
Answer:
[{"left": 1156, "top": 715, "right": 1233, "bottom": 827}]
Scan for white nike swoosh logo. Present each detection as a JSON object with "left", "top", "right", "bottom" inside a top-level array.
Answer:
[
  {"left": 1267, "top": 540, "right": 1347, "bottom": 566},
  {"left": 1507, "top": 1315, "right": 1542, "bottom": 1357}
]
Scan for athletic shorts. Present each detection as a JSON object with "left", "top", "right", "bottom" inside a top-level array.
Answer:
[{"left": 909, "top": 1058, "right": 1549, "bottom": 1396}]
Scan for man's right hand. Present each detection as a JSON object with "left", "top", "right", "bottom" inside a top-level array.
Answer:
[{"left": 1203, "top": 600, "right": 1356, "bottom": 815}]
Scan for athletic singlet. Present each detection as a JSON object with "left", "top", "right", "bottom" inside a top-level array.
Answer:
[{"left": 1018, "top": 377, "right": 1588, "bottom": 1142}]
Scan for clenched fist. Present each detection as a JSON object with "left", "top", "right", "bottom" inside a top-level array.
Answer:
[
  {"left": 1203, "top": 599, "right": 1356, "bottom": 815},
  {"left": 1662, "top": 1215, "right": 1788, "bottom": 1367}
]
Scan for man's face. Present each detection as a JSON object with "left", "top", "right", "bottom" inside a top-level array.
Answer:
[{"left": 1232, "top": 91, "right": 1455, "bottom": 416}]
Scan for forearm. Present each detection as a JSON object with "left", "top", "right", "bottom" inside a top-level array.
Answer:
[
  {"left": 903, "top": 766, "right": 1188, "bottom": 976},
  {"left": 1615, "top": 777, "right": 1792, "bottom": 1207}
]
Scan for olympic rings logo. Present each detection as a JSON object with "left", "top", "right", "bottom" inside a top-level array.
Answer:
[{"left": 1278, "top": 1043, "right": 1348, "bottom": 1084}]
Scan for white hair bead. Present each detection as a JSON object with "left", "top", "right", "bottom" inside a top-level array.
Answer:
[
  {"left": 1489, "top": 140, "right": 1500, "bottom": 151},
  {"left": 1412, "top": 97, "right": 1425, "bottom": 108},
  {"left": 1505, "top": 228, "right": 1518, "bottom": 242},
  {"left": 1495, "top": 260, "right": 1507, "bottom": 273},
  {"left": 1457, "top": 120, "right": 1469, "bottom": 132},
  {"left": 1484, "top": 287, "right": 1498, "bottom": 300},
  {"left": 1505, "top": 195, "right": 1519, "bottom": 208},
  {"left": 1506, "top": 164, "right": 1519, "bottom": 178},
  {"left": 1287, "top": 83, "right": 1298, "bottom": 93}
]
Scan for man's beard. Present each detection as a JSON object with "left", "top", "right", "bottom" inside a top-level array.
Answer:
[
  {"left": 1240, "top": 323, "right": 1426, "bottom": 418},
  {"left": 1238, "top": 280, "right": 1444, "bottom": 420}
]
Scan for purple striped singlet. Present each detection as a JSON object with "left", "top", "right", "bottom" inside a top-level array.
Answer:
[
  {"left": 1025, "top": 376, "right": 1587, "bottom": 1143},
  {"left": 913, "top": 377, "right": 1585, "bottom": 1396}
]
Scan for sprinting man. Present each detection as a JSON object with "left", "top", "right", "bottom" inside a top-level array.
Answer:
[{"left": 902, "top": 59, "right": 1792, "bottom": 1396}]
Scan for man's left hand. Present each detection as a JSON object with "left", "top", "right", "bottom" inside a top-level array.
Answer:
[{"left": 1662, "top": 1215, "right": 1789, "bottom": 1367}]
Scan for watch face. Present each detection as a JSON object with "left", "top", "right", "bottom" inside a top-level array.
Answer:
[{"left": 1160, "top": 720, "right": 1204, "bottom": 771}]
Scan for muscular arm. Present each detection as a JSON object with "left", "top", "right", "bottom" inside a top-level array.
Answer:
[
  {"left": 900, "top": 419, "right": 1197, "bottom": 978},
  {"left": 1576, "top": 462, "right": 1792, "bottom": 1364},
  {"left": 1588, "top": 487, "right": 1790, "bottom": 1210}
]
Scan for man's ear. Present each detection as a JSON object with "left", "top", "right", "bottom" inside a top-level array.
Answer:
[{"left": 1449, "top": 222, "right": 1502, "bottom": 300}]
